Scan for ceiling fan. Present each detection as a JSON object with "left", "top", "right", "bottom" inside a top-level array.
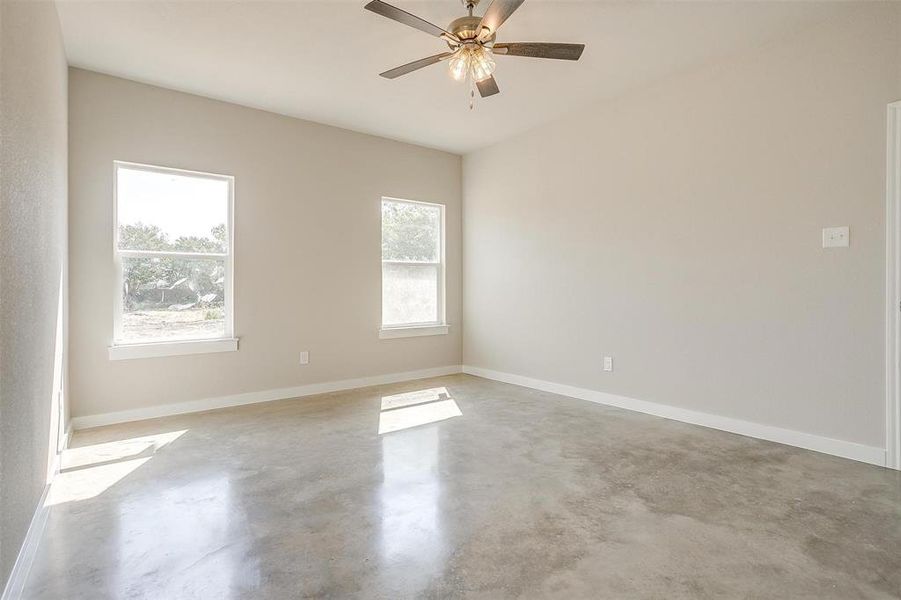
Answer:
[{"left": 364, "top": 0, "right": 585, "bottom": 106}]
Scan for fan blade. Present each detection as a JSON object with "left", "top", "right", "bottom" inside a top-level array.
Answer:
[
  {"left": 379, "top": 52, "right": 453, "bottom": 79},
  {"left": 493, "top": 42, "right": 585, "bottom": 60},
  {"left": 477, "top": 0, "right": 525, "bottom": 36},
  {"left": 364, "top": 0, "right": 453, "bottom": 39},
  {"left": 476, "top": 75, "right": 500, "bottom": 97}
]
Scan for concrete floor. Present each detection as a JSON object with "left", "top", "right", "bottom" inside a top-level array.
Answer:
[{"left": 22, "top": 374, "right": 901, "bottom": 599}]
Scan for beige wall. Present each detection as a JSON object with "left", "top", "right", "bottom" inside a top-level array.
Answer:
[
  {"left": 0, "top": 0, "right": 68, "bottom": 587},
  {"left": 898, "top": 2, "right": 901, "bottom": 99},
  {"left": 69, "top": 69, "right": 462, "bottom": 419},
  {"left": 463, "top": 5, "right": 901, "bottom": 449}
]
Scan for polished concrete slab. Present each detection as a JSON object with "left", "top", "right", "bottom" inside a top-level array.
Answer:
[{"left": 22, "top": 374, "right": 901, "bottom": 599}]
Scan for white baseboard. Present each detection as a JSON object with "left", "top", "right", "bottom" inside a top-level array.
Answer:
[
  {"left": 1, "top": 482, "right": 52, "bottom": 600},
  {"left": 63, "top": 422, "right": 73, "bottom": 452},
  {"left": 71, "top": 365, "right": 463, "bottom": 430},
  {"left": 2, "top": 418, "right": 72, "bottom": 600},
  {"left": 462, "top": 365, "right": 887, "bottom": 467}
]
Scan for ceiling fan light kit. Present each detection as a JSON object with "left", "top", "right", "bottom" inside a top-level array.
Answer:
[
  {"left": 448, "top": 44, "right": 495, "bottom": 83},
  {"left": 364, "top": 0, "right": 585, "bottom": 107}
]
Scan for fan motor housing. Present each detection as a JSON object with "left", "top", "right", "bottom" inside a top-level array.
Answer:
[
  {"left": 449, "top": 16, "right": 480, "bottom": 40},
  {"left": 448, "top": 15, "right": 494, "bottom": 44}
]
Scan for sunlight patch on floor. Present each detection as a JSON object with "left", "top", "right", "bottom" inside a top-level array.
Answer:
[
  {"left": 380, "top": 387, "right": 451, "bottom": 411},
  {"left": 47, "top": 429, "right": 188, "bottom": 506},
  {"left": 379, "top": 388, "right": 461, "bottom": 434},
  {"left": 47, "top": 458, "right": 151, "bottom": 506},
  {"left": 61, "top": 430, "right": 187, "bottom": 470}
]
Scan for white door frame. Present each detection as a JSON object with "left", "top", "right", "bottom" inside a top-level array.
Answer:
[{"left": 885, "top": 100, "right": 901, "bottom": 470}]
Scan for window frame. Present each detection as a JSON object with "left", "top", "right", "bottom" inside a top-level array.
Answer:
[
  {"left": 109, "top": 161, "right": 237, "bottom": 359},
  {"left": 379, "top": 196, "right": 448, "bottom": 338}
]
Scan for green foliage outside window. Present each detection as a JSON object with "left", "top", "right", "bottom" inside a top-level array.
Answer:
[
  {"left": 120, "top": 223, "right": 227, "bottom": 311},
  {"left": 381, "top": 201, "right": 440, "bottom": 263}
]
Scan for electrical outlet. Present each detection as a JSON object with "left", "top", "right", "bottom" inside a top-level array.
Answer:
[
  {"left": 299, "top": 351, "right": 309, "bottom": 365},
  {"left": 603, "top": 356, "right": 613, "bottom": 372},
  {"left": 822, "top": 226, "right": 849, "bottom": 248}
]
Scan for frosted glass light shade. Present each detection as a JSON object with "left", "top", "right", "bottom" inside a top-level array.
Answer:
[{"left": 448, "top": 46, "right": 495, "bottom": 83}]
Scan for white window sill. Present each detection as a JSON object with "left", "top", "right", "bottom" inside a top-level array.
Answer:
[
  {"left": 379, "top": 325, "right": 449, "bottom": 339},
  {"left": 109, "top": 337, "right": 239, "bottom": 360}
]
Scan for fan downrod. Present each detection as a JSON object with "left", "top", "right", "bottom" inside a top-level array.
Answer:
[{"left": 461, "top": 0, "right": 481, "bottom": 16}]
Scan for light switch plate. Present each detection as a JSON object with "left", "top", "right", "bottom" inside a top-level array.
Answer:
[
  {"left": 822, "top": 226, "right": 849, "bottom": 248},
  {"left": 299, "top": 351, "right": 309, "bottom": 365},
  {"left": 603, "top": 356, "right": 613, "bottom": 372}
]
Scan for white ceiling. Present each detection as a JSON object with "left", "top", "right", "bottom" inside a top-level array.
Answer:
[{"left": 56, "top": 0, "right": 851, "bottom": 154}]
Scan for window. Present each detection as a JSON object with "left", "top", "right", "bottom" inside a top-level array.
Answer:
[
  {"left": 380, "top": 198, "right": 447, "bottom": 338},
  {"left": 110, "top": 162, "right": 236, "bottom": 359}
]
